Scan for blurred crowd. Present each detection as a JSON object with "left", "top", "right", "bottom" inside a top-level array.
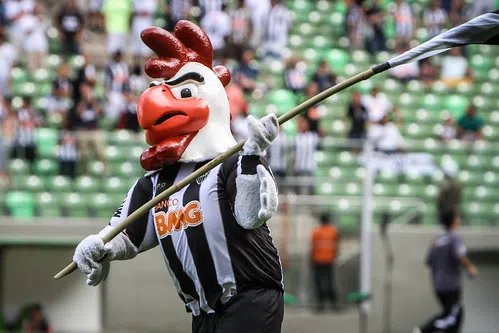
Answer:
[{"left": 0, "top": 0, "right": 491, "bottom": 189}]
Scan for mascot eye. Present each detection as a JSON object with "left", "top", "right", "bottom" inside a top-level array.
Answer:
[
  {"left": 170, "top": 83, "right": 198, "bottom": 100},
  {"left": 181, "top": 88, "right": 192, "bottom": 98},
  {"left": 149, "top": 81, "right": 162, "bottom": 87}
]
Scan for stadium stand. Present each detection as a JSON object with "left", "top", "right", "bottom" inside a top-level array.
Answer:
[{"left": 1, "top": 0, "right": 499, "bottom": 230}]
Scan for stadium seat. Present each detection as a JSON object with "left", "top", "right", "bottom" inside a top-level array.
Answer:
[
  {"left": 34, "top": 159, "right": 58, "bottom": 176},
  {"left": 74, "top": 176, "right": 99, "bottom": 193},
  {"left": 444, "top": 95, "right": 469, "bottom": 117},
  {"left": 102, "top": 177, "right": 129, "bottom": 194},
  {"left": 323, "top": 49, "right": 349, "bottom": 73},
  {"left": 19, "top": 175, "right": 45, "bottom": 192},
  {"left": 61, "top": 192, "right": 87, "bottom": 217},
  {"left": 35, "top": 128, "right": 58, "bottom": 158},
  {"left": 6, "top": 191, "right": 35, "bottom": 218},
  {"left": 420, "top": 94, "right": 443, "bottom": 111},
  {"left": 88, "top": 161, "right": 106, "bottom": 177},
  {"left": 47, "top": 175, "right": 72, "bottom": 193},
  {"left": 88, "top": 193, "right": 116, "bottom": 218},
  {"left": 8, "top": 159, "right": 29, "bottom": 176},
  {"left": 117, "top": 161, "right": 142, "bottom": 178},
  {"left": 36, "top": 192, "right": 61, "bottom": 217},
  {"left": 108, "top": 130, "right": 136, "bottom": 146},
  {"left": 267, "top": 89, "right": 297, "bottom": 116},
  {"left": 406, "top": 80, "right": 425, "bottom": 96}
]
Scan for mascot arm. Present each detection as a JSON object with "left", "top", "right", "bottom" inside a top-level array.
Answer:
[
  {"left": 73, "top": 177, "right": 158, "bottom": 286},
  {"left": 227, "top": 114, "right": 280, "bottom": 229}
]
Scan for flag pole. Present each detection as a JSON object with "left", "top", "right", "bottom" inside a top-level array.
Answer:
[{"left": 53, "top": 67, "right": 378, "bottom": 280}]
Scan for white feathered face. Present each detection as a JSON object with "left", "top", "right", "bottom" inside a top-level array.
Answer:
[{"left": 137, "top": 62, "right": 237, "bottom": 169}]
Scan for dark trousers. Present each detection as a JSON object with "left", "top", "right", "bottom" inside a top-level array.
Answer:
[
  {"left": 313, "top": 263, "right": 337, "bottom": 311},
  {"left": 420, "top": 289, "right": 463, "bottom": 333},
  {"left": 59, "top": 161, "right": 77, "bottom": 179},
  {"left": 192, "top": 288, "right": 284, "bottom": 333}
]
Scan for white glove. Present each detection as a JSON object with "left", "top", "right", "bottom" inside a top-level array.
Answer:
[
  {"left": 73, "top": 226, "right": 138, "bottom": 286},
  {"left": 256, "top": 165, "right": 278, "bottom": 221},
  {"left": 242, "top": 114, "right": 279, "bottom": 156}
]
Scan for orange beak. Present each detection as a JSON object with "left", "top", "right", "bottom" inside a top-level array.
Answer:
[
  {"left": 137, "top": 85, "right": 210, "bottom": 170},
  {"left": 138, "top": 85, "right": 210, "bottom": 146}
]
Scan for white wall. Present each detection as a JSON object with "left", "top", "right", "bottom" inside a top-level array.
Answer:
[
  {"left": 103, "top": 248, "right": 191, "bottom": 333},
  {"left": 1, "top": 247, "right": 102, "bottom": 333}
]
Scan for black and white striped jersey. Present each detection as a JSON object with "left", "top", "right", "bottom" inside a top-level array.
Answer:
[{"left": 110, "top": 154, "right": 283, "bottom": 315}]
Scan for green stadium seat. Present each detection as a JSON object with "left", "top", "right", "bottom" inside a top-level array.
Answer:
[
  {"left": 470, "top": 54, "right": 492, "bottom": 72},
  {"left": 328, "top": 12, "right": 345, "bottom": 33},
  {"left": 302, "top": 48, "right": 323, "bottom": 65},
  {"left": 108, "top": 130, "right": 137, "bottom": 146},
  {"left": 36, "top": 192, "right": 61, "bottom": 217},
  {"left": 323, "top": 49, "right": 349, "bottom": 73},
  {"left": 455, "top": 82, "right": 473, "bottom": 96},
  {"left": 105, "top": 145, "right": 127, "bottom": 162},
  {"left": 465, "top": 155, "right": 485, "bottom": 170},
  {"left": 316, "top": 0, "right": 333, "bottom": 13},
  {"left": 431, "top": 81, "right": 450, "bottom": 95},
  {"left": 74, "top": 176, "right": 99, "bottom": 193},
  {"left": 420, "top": 94, "right": 443, "bottom": 111},
  {"left": 315, "top": 151, "right": 335, "bottom": 167},
  {"left": 35, "top": 128, "right": 58, "bottom": 158},
  {"left": 267, "top": 89, "right": 297, "bottom": 116},
  {"left": 406, "top": 80, "right": 425, "bottom": 96},
  {"left": 89, "top": 193, "right": 115, "bottom": 218},
  {"left": 19, "top": 175, "right": 45, "bottom": 192},
  {"left": 47, "top": 54, "right": 62, "bottom": 71},
  {"left": 130, "top": 145, "right": 146, "bottom": 161},
  {"left": 458, "top": 170, "right": 482, "bottom": 185},
  {"left": 10, "top": 67, "right": 28, "bottom": 85},
  {"left": 33, "top": 159, "right": 58, "bottom": 175},
  {"left": 424, "top": 184, "right": 439, "bottom": 199},
  {"left": 6, "top": 191, "right": 35, "bottom": 218},
  {"left": 88, "top": 161, "right": 106, "bottom": 177},
  {"left": 377, "top": 169, "right": 399, "bottom": 184},
  {"left": 351, "top": 50, "right": 370, "bottom": 66},
  {"left": 336, "top": 151, "right": 357, "bottom": 167},
  {"left": 444, "top": 95, "right": 469, "bottom": 117},
  {"left": 101, "top": 177, "right": 129, "bottom": 193},
  {"left": 47, "top": 175, "right": 72, "bottom": 193},
  {"left": 61, "top": 192, "right": 87, "bottom": 217},
  {"left": 8, "top": 159, "right": 29, "bottom": 175},
  {"left": 117, "top": 161, "right": 142, "bottom": 178}
]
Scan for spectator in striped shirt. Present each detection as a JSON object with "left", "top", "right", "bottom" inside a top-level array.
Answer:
[
  {"left": 75, "top": 82, "right": 106, "bottom": 173},
  {"left": 392, "top": 0, "right": 415, "bottom": 48},
  {"left": 197, "top": 0, "right": 223, "bottom": 18},
  {"left": 10, "top": 97, "right": 42, "bottom": 166},
  {"left": 166, "top": 0, "right": 193, "bottom": 30},
  {"left": 200, "top": 3, "right": 231, "bottom": 58},
  {"left": 424, "top": 0, "right": 448, "bottom": 39},
  {"left": 262, "top": 0, "right": 292, "bottom": 60},
  {"left": 227, "top": 0, "right": 253, "bottom": 61},
  {"left": 292, "top": 116, "right": 320, "bottom": 194},
  {"left": 57, "top": 117, "right": 78, "bottom": 179},
  {"left": 284, "top": 57, "right": 306, "bottom": 94},
  {"left": 345, "top": 0, "right": 366, "bottom": 50}
]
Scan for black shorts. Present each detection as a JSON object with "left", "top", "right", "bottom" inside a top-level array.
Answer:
[{"left": 192, "top": 288, "right": 284, "bottom": 333}]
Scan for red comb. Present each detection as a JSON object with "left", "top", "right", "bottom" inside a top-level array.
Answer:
[{"left": 141, "top": 21, "right": 230, "bottom": 86}]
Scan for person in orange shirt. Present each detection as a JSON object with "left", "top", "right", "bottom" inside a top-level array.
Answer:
[{"left": 310, "top": 214, "right": 339, "bottom": 312}]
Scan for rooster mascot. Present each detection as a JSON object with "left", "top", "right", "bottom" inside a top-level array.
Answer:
[{"left": 73, "top": 21, "right": 284, "bottom": 333}]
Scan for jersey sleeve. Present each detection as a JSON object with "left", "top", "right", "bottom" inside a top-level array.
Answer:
[
  {"left": 109, "top": 176, "right": 158, "bottom": 253},
  {"left": 451, "top": 234, "right": 467, "bottom": 260},
  {"left": 223, "top": 154, "right": 275, "bottom": 213}
]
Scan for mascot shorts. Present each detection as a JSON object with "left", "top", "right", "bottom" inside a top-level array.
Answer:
[{"left": 192, "top": 288, "right": 284, "bottom": 333}]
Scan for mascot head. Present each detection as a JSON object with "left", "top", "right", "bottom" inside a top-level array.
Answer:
[{"left": 138, "top": 21, "right": 236, "bottom": 170}]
